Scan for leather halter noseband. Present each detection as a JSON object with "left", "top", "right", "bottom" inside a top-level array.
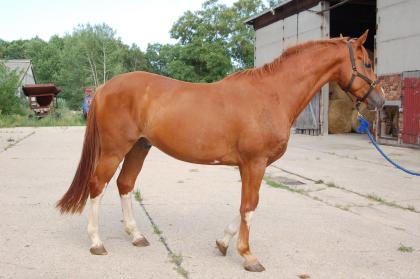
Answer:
[{"left": 344, "top": 41, "right": 378, "bottom": 103}]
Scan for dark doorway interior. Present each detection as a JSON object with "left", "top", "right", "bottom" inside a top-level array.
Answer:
[
  {"left": 328, "top": 0, "right": 378, "bottom": 134},
  {"left": 329, "top": 0, "right": 376, "bottom": 51}
]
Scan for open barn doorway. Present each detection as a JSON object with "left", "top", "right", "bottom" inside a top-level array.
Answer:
[{"left": 328, "top": 0, "right": 378, "bottom": 134}]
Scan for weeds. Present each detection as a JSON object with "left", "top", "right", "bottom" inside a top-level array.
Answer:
[
  {"left": 367, "top": 193, "right": 418, "bottom": 213},
  {"left": 265, "top": 178, "right": 305, "bottom": 194},
  {"left": 398, "top": 244, "right": 414, "bottom": 253},
  {"left": 325, "top": 181, "right": 336, "bottom": 187},
  {"left": 367, "top": 193, "right": 398, "bottom": 208},
  {"left": 0, "top": 108, "right": 85, "bottom": 128},
  {"left": 407, "top": 205, "right": 416, "bottom": 212},
  {"left": 133, "top": 193, "right": 190, "bottom": 278},
  {"left": 169, "top": 253, "right": 189, "bottom": 278},
  {"left": 153, "top": 224, "right": 162, "bottom": 235},
  {"left": 134, "top": 189, "right": 142, "bottom": 202}
]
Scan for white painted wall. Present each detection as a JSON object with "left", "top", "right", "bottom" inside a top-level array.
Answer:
[
  {"left": 254, "top": 2, "right": 325, "bottom": 67},
  {"left": 255, "top": 20, "right": 284, "bottom": 66},
  {"left": 253, "top": 2, "right": 329, "bottom": 134},
  {"left": 377, "top": 0, "right": 420, "bottom": 75}
]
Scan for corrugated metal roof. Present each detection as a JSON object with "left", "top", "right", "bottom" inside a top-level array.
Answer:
[
  {"left": 245, "top": 0, "right": 322, "bottom": 30},
  {"left": 3, "top": 59, "right": 36, "bottom": 86},
  {"left": 244, "top": 0, "right": 292, "bottom": 24},
  {"left": 4, "top": 59, "right": 31, "bottom": 79}
]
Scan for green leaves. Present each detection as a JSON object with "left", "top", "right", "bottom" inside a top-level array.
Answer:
[
  {"left": 0, "top": 62, "right": 25, "bottom": 115},
  {"left": 1, "top": 0, "right": 268, "bottom": 111},
  {"left": 144, "top": 0, "right": 265, "bottom": 83},
  {"left": 162, "top": 0, "right": 265, "bottom": 82}
]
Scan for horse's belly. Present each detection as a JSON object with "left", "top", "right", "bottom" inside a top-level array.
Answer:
[{"left": 145, "top": 124, "right": 238, "bottom": 165}]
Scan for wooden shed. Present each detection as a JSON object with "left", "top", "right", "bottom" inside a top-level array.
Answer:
[
  {"left": 4, "top": 59, "right": 36, "bottom": 97},
  {"left": 246, "top": 0, "right": 420, "bottom": 147}
]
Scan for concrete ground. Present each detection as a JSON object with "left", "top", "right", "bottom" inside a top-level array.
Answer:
[{"left": 0, "top": 127, "right": 419, "bottom": 279}]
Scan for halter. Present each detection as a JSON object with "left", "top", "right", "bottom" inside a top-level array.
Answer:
[{"left": 344, "top": 40, "right": 378, "bottom": 104}]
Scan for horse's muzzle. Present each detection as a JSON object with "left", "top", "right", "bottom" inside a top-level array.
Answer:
[{"left": 367, "top": 88, "right": 385, "bottom": 110}]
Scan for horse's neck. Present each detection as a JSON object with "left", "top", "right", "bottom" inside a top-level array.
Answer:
[{"left": 268, "top": 42, "right": 344, "bottom": 123}]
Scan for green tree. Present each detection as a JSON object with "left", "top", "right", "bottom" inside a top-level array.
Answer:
[
  {"left": 0, "top": 39, "right": 7, "bottom": 58},
  {"left": 0, "top": 62, "right": 25, "bottom": 115},
  {"left": 120, "top": 43, "right": 150, "bottom": 73},
  {"left": 23, "top": 36, "right": 63, "bottom": 84},
  {"left": 267, "top": 0, "right": 282, "bottom": 7},
  {"left": 2, "top": 39, "right": 27, "bottom": 59},
  {"left": 167, "top": 0, "right": 264, "bottom": 82},
  {"left": 57, "top": 23, "right": 138, "bottom": 109}
]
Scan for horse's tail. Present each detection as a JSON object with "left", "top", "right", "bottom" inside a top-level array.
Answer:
[{"left": 56, "top": 97, "right": 100, "bottom": 214}]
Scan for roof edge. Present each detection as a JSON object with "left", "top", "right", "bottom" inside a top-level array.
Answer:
[
  {"left": 244, "top": 0, "right": 292, "bottom": 25},
  {"left": 245, "top": 0, "right": 321, "bottom": 30}
]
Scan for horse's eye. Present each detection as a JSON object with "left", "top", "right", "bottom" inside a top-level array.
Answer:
[{"left": 364, "top": 63, "right": 372, "bottom": 68}]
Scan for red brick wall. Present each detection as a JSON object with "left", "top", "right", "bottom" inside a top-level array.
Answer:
[
  {"left": 377, "top": 74, "right": 402, "bottom": 143},
  {"left": 379, "top": 74, "right": 402, "bottom": 100}
]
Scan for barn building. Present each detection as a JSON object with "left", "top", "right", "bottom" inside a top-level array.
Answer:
[
  {"left": 246, "top": 0, "right": 420, "bottom": 147},
  {"left": 4, "top": 59, "right": 36, "bottom": 97}
]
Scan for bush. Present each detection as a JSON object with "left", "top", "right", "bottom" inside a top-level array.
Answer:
[
  {"left": 0, "top": 61, "right": 27, "bottom": 115},
  {"left": 0, "top": 97, "right": 85, "bottom": 128}
]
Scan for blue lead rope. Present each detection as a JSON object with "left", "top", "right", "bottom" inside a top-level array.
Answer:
[{"left": 357, "top": 114, "right": 420, "bottom": 176}]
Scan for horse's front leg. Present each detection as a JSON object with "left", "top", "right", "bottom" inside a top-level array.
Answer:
[{"left": 237, "top": 158, "right": 267, "bottom": 272}]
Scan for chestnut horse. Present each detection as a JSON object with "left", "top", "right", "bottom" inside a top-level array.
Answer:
[{"left": 57, "top": 31, "right": 384, "bottom": 272}]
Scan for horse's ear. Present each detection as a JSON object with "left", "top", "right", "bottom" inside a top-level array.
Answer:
[{"left": 355, "top": 30, "right": 369, "bottom": 46}]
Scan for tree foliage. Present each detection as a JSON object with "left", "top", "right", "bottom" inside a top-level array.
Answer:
[
  {"left": 0, "top": 62, "right": 25, "bottom": 115},
  {"left": 151, "top": 0, "right": 265, "bottom": 82},
  {"left": 1, "top": 24, "right": 151, "bottom": 109},
  {"left": 1, "top": 0, "right": 267, "bottom": 110}
]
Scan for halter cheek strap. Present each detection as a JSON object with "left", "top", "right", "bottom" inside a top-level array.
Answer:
[{"left": 344, "top": 41, "right": 378, "bottom": 103}]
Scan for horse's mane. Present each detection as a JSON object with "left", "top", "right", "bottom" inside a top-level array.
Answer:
[{"left": 225, "top": 37, "right": 348, "bottom": 80}]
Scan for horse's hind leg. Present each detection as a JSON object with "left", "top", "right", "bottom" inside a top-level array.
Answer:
[
  {"left": 216, "top": 166, "right": 244, "bottom": 255},
  {"left": 216, "top": 216, "right": 240, "bottom": 256},
  {"left": 117, "top": 139, "right": 151, "bottom": 247},
  {"left": 88, "top": 152, "right": 124, "bottom": 255}
]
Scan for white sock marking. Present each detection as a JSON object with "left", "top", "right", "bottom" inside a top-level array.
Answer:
[
  {"left": 245, "top": 211, "right": 254, "bottom": 229},
  {"left": 220, "top": 215, "right": 240, "bottom": 247},
  {"left": 87, "top": 192, "right": 103, "bottom": 247},
  {"left": 121, "top": 192, "right": 142, "bottom": 241}
]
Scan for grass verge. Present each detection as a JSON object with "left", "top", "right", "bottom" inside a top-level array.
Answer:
[{"left": 0, "top": 111, "right": 85, "bottom": 128}]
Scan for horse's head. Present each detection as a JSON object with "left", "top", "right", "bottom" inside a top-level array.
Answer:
[{"left": 339, "top": 30, "right": 385, "bottom": 110}]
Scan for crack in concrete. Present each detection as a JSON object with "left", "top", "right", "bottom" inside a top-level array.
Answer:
[
  {"left": 1, "top": 131, "right": 36, "bottom": 153},
  {"left": 135, "top": 196, "right": 190, "bottom": 279},
  {"left": 269, "top": 165, "right": 419, "bottom": 213},
  {"left": 265, "top": 175, "right": 420, "bottom": 239},
  {"left": 290, "top": 145, "right": 415, "bottom": 170}
]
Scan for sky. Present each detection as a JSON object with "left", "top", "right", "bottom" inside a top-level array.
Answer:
[{"left": 0, "top": 0, "right": 240, "bottom": 50}]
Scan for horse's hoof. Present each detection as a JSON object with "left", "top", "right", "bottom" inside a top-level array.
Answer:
[
  {"left": 133, "top": 236, "right": 150, "bottom": 247},
  {"left": 244, "top": 261, "right": 266, "bottom": 272},
  {"left": 216, "top": 240, "right": 227, "bottom": 256},
  {"left": 90, "top": 245, "right": 108, "bottom": 255}
]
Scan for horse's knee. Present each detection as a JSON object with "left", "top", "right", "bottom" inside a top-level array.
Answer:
[{"left": 117, "top": 179, "right": 134, "bottom": 195}]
